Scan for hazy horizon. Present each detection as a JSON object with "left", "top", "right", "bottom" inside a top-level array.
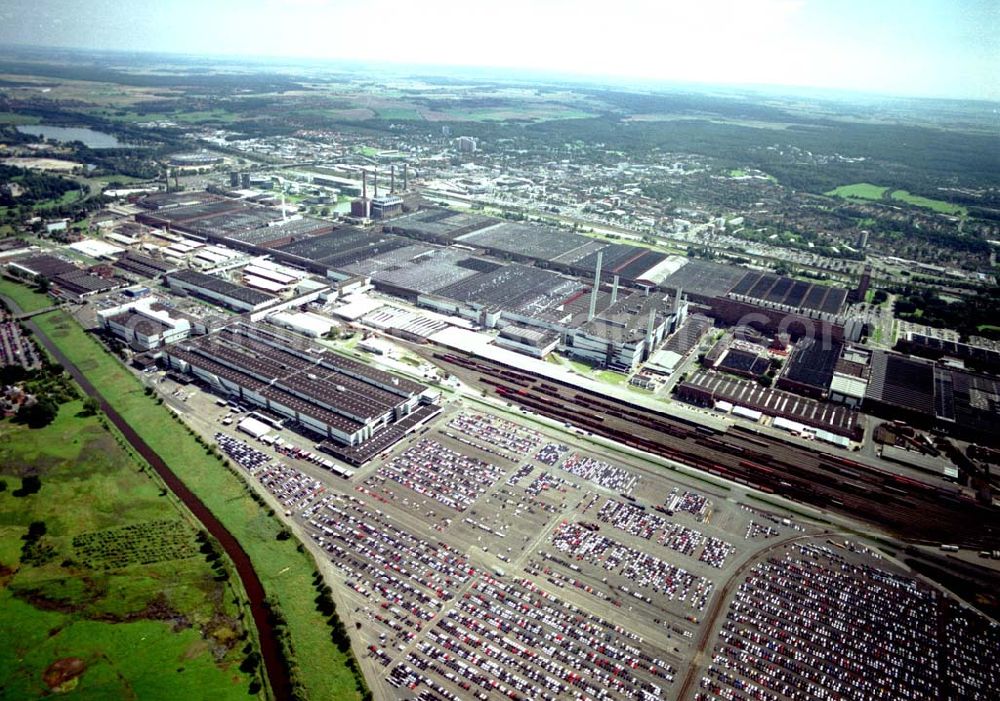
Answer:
[{"left": 0, "top": 0, "right": 997, "bottom": 101}]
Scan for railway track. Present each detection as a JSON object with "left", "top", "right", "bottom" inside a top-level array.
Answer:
[{"left": 429, "top": 351, "right": 1000, "bottom": 549}]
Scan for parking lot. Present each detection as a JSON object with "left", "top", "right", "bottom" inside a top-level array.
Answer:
[
  {"left": 0, "top": 314, "right": 41, "bottom": 370},
  {"left": 154, "top": 373, "right": 998, "bottom": 701},
  {"left": 695, "top": 541, "right": 1000, "bottom": 701}
]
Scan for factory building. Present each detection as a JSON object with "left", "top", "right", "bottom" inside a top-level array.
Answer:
[
  {"left": 563, "top": 290, "right": 687, "bottom": 372},
  {"left": 777, "top": 337, "right": 844, "bottom": 399},
  {"left": 134, "top": 191, "right": 334, "bottom": 251},
  {"left": 495, "top": 325, "right": 560, "bottom": 358},
  {"left": 97, "top": 297, "right": 192, "bottom": 351},
  {"left": 6, "top": 254, "right": 123, "bottom": 301},
  {"left": 370, "top": 195, "right": 404, "bottom": 220},
  {"left": 168, "top": 151, "right": 224, "bottom": 167},
  {"left": 166, "top": 269, "right": 278, "bottom": 312},
  {"left": 162, "top": 323, "right": 435, "bottom": 448},
  {"left": 864, "top": 350, "right": 1000, "bottom": 444}
]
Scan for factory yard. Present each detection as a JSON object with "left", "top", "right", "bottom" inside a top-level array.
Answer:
[{"left": 172, "top": 386, "right": 1000, "bottom": 701}]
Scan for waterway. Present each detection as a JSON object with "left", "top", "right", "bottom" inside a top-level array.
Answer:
[
  {"left": 16, "top": 125, "right": 125, "bottom": 148},
  {"left": 7, "top": 301, "right": 293, "bottom": 701}
]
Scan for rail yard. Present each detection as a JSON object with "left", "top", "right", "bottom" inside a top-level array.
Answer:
[{"left": 423, "top": 350, "right": 1000, "bottom": 550}]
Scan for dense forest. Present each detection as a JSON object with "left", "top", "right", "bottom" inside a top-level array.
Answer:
[
  {"left": 892, "top": 285, "right": 1000, "bottom": 339},
  {"left": 0, "top": 164, "right": 79, "bottom": 207}
]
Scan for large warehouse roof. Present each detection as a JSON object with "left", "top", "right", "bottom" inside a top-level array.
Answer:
[{"left": 866, "top": 352, "right": 935, "bottom": 416}]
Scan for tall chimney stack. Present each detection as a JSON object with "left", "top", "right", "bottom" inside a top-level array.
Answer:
[
  {"left": 611, "top": 275, "right": 620, "bottom": 306},
  {"left": 403, "top": 164, "right": 408, "bottom": 190},
  {"left": 390, "top": 165, "right": 395, "bottom": 193},
  {"left": 362, "top": 170, "right": 367, "bottom": 200},
  {"left": 373, "top": 168, "right": 378, "bottom": 199},
  {"left": 647, "top": 307, "right": 656, "bottom": 340},
  {"left": 588, "top": 251, "right": 603, "bottom": 322},
  {"left": 674, "top": 287, "right": 683, "bottom": 314}
]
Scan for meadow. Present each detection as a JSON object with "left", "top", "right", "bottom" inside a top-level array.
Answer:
[
  {"left": 825, "top": 183, "right": 967, "bottom": 216},
  {"left": 890, "top": 189, "right": 967, "bottom": 216},
  {"left": 825, "top": 182, "right": 889, "bottom": 200},
  {"left": 0, "top": 398, "right": 256, "bottom": 699}
]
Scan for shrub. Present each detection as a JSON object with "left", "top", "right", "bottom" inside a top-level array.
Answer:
[{"left": 12, "top": 475, "right": 42, "bottom": 497}]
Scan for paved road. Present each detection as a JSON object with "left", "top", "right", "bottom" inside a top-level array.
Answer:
[{"left": 15, "top": 304, "right": 294, "bottom": 701}]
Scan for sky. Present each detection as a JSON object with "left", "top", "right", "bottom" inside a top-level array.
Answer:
[{"left": 0, "top": 0, "right": 997, "bottom": 100}]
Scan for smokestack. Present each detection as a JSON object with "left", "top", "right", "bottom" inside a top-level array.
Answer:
[
  {"left": 390, "top": 165, "right": 395, "bottom": 193},
  {"left": 362, "top": 170, "right": 367, "bottom": 200},
  {"left": 403, "top": 164, "right": 408, "bottom": 191},
  {"left": 611, "top": 275, "right": 619, "bottom": 306},
  {"left": 373, "top": 168, "right": 378, "bottom": 199},
  {"left": 588, "top": 251, "right": 603, "bottom": 322},
  {"left": 673, "top": 287, "right": 683, "bottom": 314},
  {"left": 647, "top": 307, "right": 656, "bottom": 340}
]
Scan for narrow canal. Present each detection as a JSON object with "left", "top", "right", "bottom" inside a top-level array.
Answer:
[{"left": 24, "top": 315, "right": 294, "bottom": 701}]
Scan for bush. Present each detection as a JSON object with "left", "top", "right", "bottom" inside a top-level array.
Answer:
[
  {"left": 12, "top": 475, "right": 42, "bottom": 497},
  {"left": 239, "top": 652, "right": 261, "bottom": 673},
  {"left": 17, "top": 397, "right": 59, "bottom": 428},
  {"left": 25, "top": 520, "right": 47, "bottom": 539}
]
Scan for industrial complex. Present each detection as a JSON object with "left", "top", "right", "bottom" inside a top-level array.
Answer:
[
  {"left": 5, "top": 188, "right": 999, "bottom": 452},
  {"left": 3, "top": 178, "right": 999, "bottom": 701}
]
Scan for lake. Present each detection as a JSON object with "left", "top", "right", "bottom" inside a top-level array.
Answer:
[{"left": 16, "top": 125, "right": 125, "bottom": 149}]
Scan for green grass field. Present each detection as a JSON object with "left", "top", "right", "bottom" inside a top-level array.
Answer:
[
  {"left": 32, "top": 311, "right": 362, "bottom": 701},
  {"left": 0, "top": 112, "right": 41, "bottom": 125},
  {"left": 0, "top": 277, "right": 54, "bottom": 313},
  {"left": 107, "top": 109, "right": 242, "bottom": 124},
  {"left": 825, "top": 183, "right": 889, "bottom": 201},
  {"left": 0, "top": 188, "right": 84, "bottom": 219},
  {"left": 374, "top": 107, "right": 422, "bottom": 121},
  {"left": 889, "top": 189, "right": 967, "bottom": 216},
  {"left": 549, "top": 354, "right": 631, "bottom": 387},
  {"left": 826, "top": 184, "right": 967, "bottom": 216},
  {"left": 595, "top": 370, "right": 628, "bottom": 386},
  {"left": 0, "top": 399, "right": 255, "bottom": 699},
  {"left": 441, "top": 107, "right": 595, "bottom": 122}
]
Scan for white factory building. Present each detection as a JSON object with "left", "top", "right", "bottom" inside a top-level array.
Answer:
[{"left": 97, "top": 297, "right": 192, "bottom": 351}]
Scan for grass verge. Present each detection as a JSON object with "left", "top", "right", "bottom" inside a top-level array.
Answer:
[{"left": 0, "top": 277, "right": 53, "bottom": 313}]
